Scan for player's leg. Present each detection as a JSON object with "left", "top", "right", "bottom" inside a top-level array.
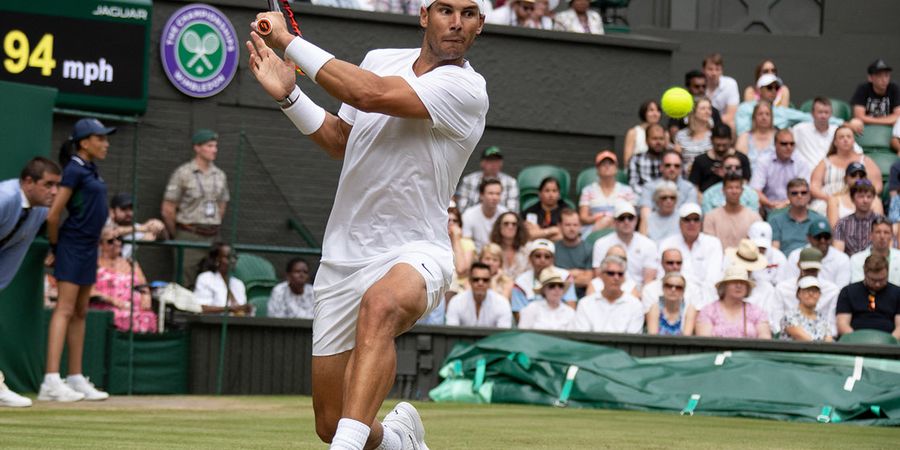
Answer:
[
  {"left": 45, "top": 281, "right": 81, "bottom": 373},
  {"left": 64, "top": 285, "right": 92, "bottom": 375},
  {"left": 312, "top": 351, "right": 350, "bottom": 443}
]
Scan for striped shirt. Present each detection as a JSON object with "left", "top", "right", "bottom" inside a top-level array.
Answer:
[{"left": 834, "top": 212, "right": 883, "bottom": 256}]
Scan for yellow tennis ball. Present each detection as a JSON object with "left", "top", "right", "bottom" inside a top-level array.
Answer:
[{"left": 661, "top": 87, "right": 694, "bottom": 119}]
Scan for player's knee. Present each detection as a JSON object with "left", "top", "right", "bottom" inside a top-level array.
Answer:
[
  {"left": 359, "top": 291, "right": 402, "bottom": 331},
  {"left": 315, "top": 418, "right": 337, "bottom": 443}
]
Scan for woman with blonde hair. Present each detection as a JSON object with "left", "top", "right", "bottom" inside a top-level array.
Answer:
[
  {"left": 646, "top": 272, "right": 688, "bottom": 336},
  {"left": 478, "top": 243, "right": 515, "bottom": 300},
  {"left": 810, "top": 125, "right": 882, "bottom": 214},
  {"left": 673, "top": 97, "right": 714, "bottom": 173},
  {"left": 734, "top": 100, "right": 775, "bottom": 170}
]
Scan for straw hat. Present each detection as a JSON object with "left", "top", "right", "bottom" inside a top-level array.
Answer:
[
  {"left": 725, "top": 239, "right": 768, "bottom": 272},
  {"left": 715, "top": 264, "right": 755, "bottom": 290}
]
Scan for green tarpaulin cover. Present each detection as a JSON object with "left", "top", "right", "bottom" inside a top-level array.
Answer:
[{"left": 429, "top": 332, "right": 900, "bottom": 426}]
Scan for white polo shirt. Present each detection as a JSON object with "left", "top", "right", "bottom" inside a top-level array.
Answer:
[
  {"left": 659, "top": 233, "right": 724, "bottom": 289},
  {"left": 518, "top": 299, "right": 576, "bottom": 331},
  {"left": 572, "top": 292, "right": 644, "bottom": 333},
  {"left": 783, "top": 245, "right": 851, "bottom": 289},
  {"left": 462, "top": 205, "right": 507, "bottom": 251},
  {"left": 445, "top": 290, "right": 512, "bottom": 328},
  {"left": 592, "top": 232, "right": 658, "bottom": 287},
  {"left": 707, "top": 75, "right": 740, "bottom": 112},
  {"left": 849, "top": 247, "right": 900, "bottom": 285}
]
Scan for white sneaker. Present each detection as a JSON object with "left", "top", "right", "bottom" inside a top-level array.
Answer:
[
  {"left": 0, "top": 387, "right": 32, "bottom": 407},
  {"left": 383, "top": 402, "right": 429, "bottom": 450},
  {"left": 67, "top": 377, "right": 109, "bottom": 401},
  {"left": 37, "top": 380, "right": 84, "bottom": 402}
]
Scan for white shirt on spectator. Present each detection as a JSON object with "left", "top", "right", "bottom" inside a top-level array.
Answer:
[
  {"left": 445, "top": 290, "right": 512, "bottom": 328},
  {"left": 707, "top": 75, "right": 740, "bottom": 113},
  {"left": 849, "top": 247, "right": 900, "bottom": 285},
  {"left": 660, "top": 233, "right": 724, "bottom": 291},
  {"left": 791, "top": 122, "right": 838, "bottom": 171},
  {"left": 462, "top": 205, "right": 507, "bottom": 251},
  {"left": 782, "top": 245, "right": 851, "bottom": 289},
  {"left": 572, "top": 292, "right": 644, "bottom": 333},
  {"left": 518, "top": 299, "right": 576, "bottom": 330},
  {"left": 591, "top": 232, "right": 658, "bottom": 287},
  {"left": 194, "top": 271, "right": 247, "bottom": 308},
  {"left": 775, "top": 275, "right": 840, "bottom": 336},
  {"left": 267, "top": 281, "right": 315, "bottom": 319},
  {"left": 744, "top": 280, "right": 780, "bottom": 333}
]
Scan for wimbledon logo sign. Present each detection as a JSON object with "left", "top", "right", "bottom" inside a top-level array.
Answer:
[{"left": 160, "top": 3, "right": 238, "bottom": 98}]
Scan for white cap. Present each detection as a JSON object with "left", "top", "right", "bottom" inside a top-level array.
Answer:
[
  {"left": 678, "top": 202, "right": 703, "bottom": 219},
  {"left": 527, "top": 238, "right": 556, "bottom": 256},
  {"left": 756, "top": 73, "right": 783, "bottom": 88},
  {"left": 422, "top": 0, "right": 487, "bottom": 14},
  {"left": 748, "top": 221, "right": 773, "bottom": 249},
  {"left": 797, "top": 276, "right": 820, "bottom": 290},
  {"left": 614, "top": 202, "right": 636, "bottom": 218}
]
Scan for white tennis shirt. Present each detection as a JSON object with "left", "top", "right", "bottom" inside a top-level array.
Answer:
[{"left": 326, "top": 48, "right": 489, "bottom": 265}]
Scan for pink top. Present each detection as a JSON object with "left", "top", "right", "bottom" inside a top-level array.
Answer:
[
  {"left": 697, "top": 301, "right": 767, "bottom": 338},
  {"left": 95, "top": 266, "right": 139, "bottom": 305}
]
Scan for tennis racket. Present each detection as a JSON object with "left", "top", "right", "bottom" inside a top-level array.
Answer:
[{"left": 255, "top": 0, "right": 302, "bottom": 37}]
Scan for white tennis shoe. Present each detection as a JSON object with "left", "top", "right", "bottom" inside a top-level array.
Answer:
[
  {"left": 383, "top": 402, "right": 429, "bottom": 450},
  {"left": 37, "top": 379, "right": 84, "bottom": 402},
  {"left": 0, "top": 386, "right": 32, "bottom": 407},
  {"left": 67, "top": 377, "right": 109, "bottom": 401}
]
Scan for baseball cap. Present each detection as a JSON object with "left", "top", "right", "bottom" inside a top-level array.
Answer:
[
  {"left": 678, "top": 202, "right": 703, "bottom": 219},
  {"left": 613, "top": 202, "right": 636, "bottom": 219},
  {"left": 422, "top": 0, "right": 488, "bottom": 14},
  {"left": 868, "top": 59, "right": 892, "bottom": 74},
  {"left": 527, "top": 238, "right": 556, "bottom": 256},
  {"left": 748, "top": 221, "right": 773, "bottom": 249},
  {"left": 807, "top": 220, "right": 832, "bottom": 237},
  {"left": 798, "top": 247, "right": 824, "bottom": 270},
  {"left": 846, "top": 162, "right": 867, "bottom": 176},
  {"left": 110, "top": 192, "right": 134, "bottom": 209},
  {"left": 797, "top": 276, "right": 820, "bottom": 290},
  {"left": 192, "top": 129, "right": 218, "bottom": 145},
  {"left": 71, "top": 118, "right": 116, "bottom": 141},
  {"left": 595, "top": 150, "right": 617, "bottom": 165},
  {"left": 481, "top": 146, "right": 503, "bottom": 160},
  {"left": 756, "top": 73, "right": 782, "bottom": 88}
]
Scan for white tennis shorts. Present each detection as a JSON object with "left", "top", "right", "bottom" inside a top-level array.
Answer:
[{"left": 311, "top": 242, "right": 452, "bottom": 356}]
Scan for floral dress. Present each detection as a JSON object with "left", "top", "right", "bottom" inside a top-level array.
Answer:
[
  {"left": 779, "top": 309, "right": 831, "bottom": 341},
  {"left": 94, "top": 265, "right": 157, "bottom": 333}
]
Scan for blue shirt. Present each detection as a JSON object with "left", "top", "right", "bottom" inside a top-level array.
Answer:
[
  {"left": 59, "top": 155, "right": 107, "bottom": 243},
  {"left": 0, "top": 179, "right": 49, "bottom": 289},
  {"left": 768, "top": 209, "right": 825, "bottom": 256},
  {"left": 701, "top": 183, "right": 760, "bottom": 214}
]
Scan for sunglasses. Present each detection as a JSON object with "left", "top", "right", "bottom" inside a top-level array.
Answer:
[
  {"left": 681, "top": 217, "right": 701, "bottom": 223},
  {"left": 761, "top": 84, "right": 779, "bottom": 91},
  {"left": 545, "top": 283, "right": 565, "bottom": 290},
  {"left": 663, "top": 260, "right": 683, "bottom": 266},
  {"left": 102, "top": 238, "right": 120, "bottom": 245},
  {"left": 724, "top": 165, "right": 741, "bottom": 170},
  {"left": 789, "top": 190, "right": 809, "bottom": 196},
  {"left": 616, "top": 215, "right": 636, "bottom": 222},
  {"left": 604, "top": 271, "right": 625, "bottom": 277},
  {"left": 470, "top": 277, "right": 490, "bottom": 284},
  {"left": 662, "top": 163, "right": 682, "bottom": 169},
  {"left": 531, "top": 253, "right": 553, "bottom": 260},
  {"left": 812, "top": 234, "right": 831, "bottom": 241},
  {"left": 868, "top": 293, "right": 876, "bottom": 311},
  {"left": 779, "top": 141, "right": 795, "bottom": 146},
  {"left": 659, "top": 196, "right": 676, "bottom": 201},
  {"left": 664, "top": 283, "right": 685, "bottom": 291}
]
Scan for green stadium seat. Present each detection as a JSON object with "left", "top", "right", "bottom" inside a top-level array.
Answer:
[
  {"left": 838, "top": 329, "right": 898, "bottom": 345},
  {"left": 249, "top": 296, "right": 269, "bottom": 318},
  {"left": 616, "top": 168, "right": 628, "bottom": 185},
  {"left": 517, "top": 165, "right": 572, "bottom": 206},
  {"left": 856, "top": 125, "right": 893, "bottom": 151},
  {"left": 246, "top": 281, "right": 277, "bottom": 301},
  {"left": 799, "top": 98, "right": 852, "bottom": 121},
  {"left": 233, "top": 253, "right": 276, "bottom": 282},
  {"left": 520, "top": 196, "right": 575, "bottom": 214},
  {"left": 864, "top": 149, "right": 897, "bottom": 184},
  {"left": 576, "top": 168, "right": 599, "bottom": 200},
  {"left": 584, "top": 228, "right": 613, "bottom": 247}
]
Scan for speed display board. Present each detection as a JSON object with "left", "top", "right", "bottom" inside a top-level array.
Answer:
[{"left": 0, "top": 0, "right": 151, "bottom": 114}]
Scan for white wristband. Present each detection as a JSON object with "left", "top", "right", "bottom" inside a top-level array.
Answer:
[
  {"left": 281, "top": 86, "right": 326, "bottom": 135},
  {"left": 284, "top": 37, "right": 335, "bottom": 84}
]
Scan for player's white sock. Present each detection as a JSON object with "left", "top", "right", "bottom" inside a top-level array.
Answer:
[
  {"left": 330, "top": 418, "right": 370, "bottom": 450},
  {"left": 376, "top": 422, "right": 402, "bottom": 450},
  {"left": 44, "top": 373, "right": 61, "bottom": 384},
  {"left": 66, "top": 374, "right": 86, "bottom": 384}
]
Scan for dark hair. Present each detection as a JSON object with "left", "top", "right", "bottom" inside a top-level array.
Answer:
[
  {"left": 198, "top": 242, "right": 231, "bottom": 274},
  {"left": 786, "top": 178, "right": 808, "bottom": 191},
  {"left": 872, "top": 216, "right": 892, "bottom": 231},
  {"left": 723, "top": 171, "right": 744, "bottom": 185},
  {"left": 490, "top": 211, "right": 528, "bottom": 250},
  {"left": 638, "top": 100, "right": 659, "bottom": 122},
  {"left": 20, "top": 156, "right": 61, "bottom": 181},
  {"left": 660, "top": 149, "right": 683, "bottom": 162},
  {"left": 684, "top": 69, "right": 705, "bottom": 87},
  {"left": 711, "top": 123, "right": 733, "bottom": 139},
  {"left": 58, "top": 138, "right": 78, "bottom": 167},
  {"left": 469, "top": 261, "right": 491, "bottom": 275},
  {"left": 538, "top": 176, "right": 559, "bottom": 191},
  {"left": 478, "top": 177, "right": 502, "bottom": 195},
  {"left": 775, "top": 128, "right": 793, "bottom": 141},
  {"left": 753, "top": 59, "right": 777, "bottom": 83},
  {"left": 448, "top": 206, "right": 463, "bottom": 228},
  {"left": 864, "top": 254, "right": 888, "bottom": 273},
  {"left": 850, "top": 179, "right": 876, "bottom": 198},
  {"left": 702, "top": 53, "right": 724, "bottom": 68},
  {"left": 812, "top": 97, "right": 832, "bottom": 109},
  {"left": 826, "top": 125, "right": 855, "bottom": 157},
  {"left": 285, "top": 257, "right": 308, "bottom": 273},
  {"left": 646, "top": 123, "right": 666, "bottom": 136}
]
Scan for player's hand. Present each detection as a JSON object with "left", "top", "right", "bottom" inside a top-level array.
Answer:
[
  {"left": 252, "top": 12, "right": 293, "bottom": 51},
  {"left": 246, "top": 32, "right": 297, "bottom": 101},
  {"left": 44, "top": 251, "right": 55, "bottom": 267}
]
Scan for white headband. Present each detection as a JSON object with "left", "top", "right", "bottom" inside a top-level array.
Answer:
[{"left": 422, "top": 0, "right": 487, "bottom": 14}]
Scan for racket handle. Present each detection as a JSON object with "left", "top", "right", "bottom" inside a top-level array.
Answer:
[{"left": 255, "top": 18, "right": 273, "bottom": 36}]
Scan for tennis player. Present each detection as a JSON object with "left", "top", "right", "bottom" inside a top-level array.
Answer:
[{"left": 246, "top": 1, "right": 488, "bottom": 449}]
